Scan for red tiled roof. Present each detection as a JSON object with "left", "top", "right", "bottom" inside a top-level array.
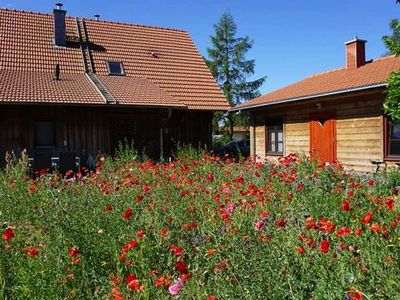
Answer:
[
  {"left": 235, "top": 55, "right": 400, "bottom": 110},
  {"left": 0, "top": 70, "right": 103, "bottom": 104},
  {"left": 0, "top": 9, "right": 229, "bottom": 110},
  {"left": 97, "top": 76, "right": 186, "bottom": 107}
]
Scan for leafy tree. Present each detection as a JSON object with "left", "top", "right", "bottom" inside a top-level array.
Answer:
[
  {"left": 383, "top": 19, "right": 400, "bottom": 55},
  {"left": 383, "top": 8, "right": 400, "bottom": 123},
  {"left": 205, "top": 13, "right": 266, "bottom": 139}
]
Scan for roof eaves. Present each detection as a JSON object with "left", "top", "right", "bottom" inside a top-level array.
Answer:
[{"left": 230, "top": 83, "right": 387, "bottom": 112}]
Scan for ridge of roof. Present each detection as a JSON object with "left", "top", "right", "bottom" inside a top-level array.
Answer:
[{"left": 0, "top": 8, "right": 188, "bottom": 33}]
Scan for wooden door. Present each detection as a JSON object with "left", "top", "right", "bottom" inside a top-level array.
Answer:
[{"left": 310, "top": 112, "right": 336, "bottom": 163}]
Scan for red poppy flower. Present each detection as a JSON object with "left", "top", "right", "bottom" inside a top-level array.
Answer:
[
  {"left": 276, "top": 219, "right": 286, "bottom": 228},
  {"left": 369, "top": 223, "right": 380, "bottom": 233},
  {"left": 112, "top": 287, "right": 123, "bottom": 300},
  {"left": 122, "top": 208, "right": 133, "bottom": 219},
  {"left": 135, "top": 195, "right": 144, "bottom": 202},
  {"left": 297, "top": 182, "right": 304, "bottom": 191},
  {"left": 386, "top": 198, "right": 395, "bottom": 210},
  {"left": 305, "top": 217, "right": 316, "bottom": 230},
  {"left": 176, "top": 261, "right": 188, "bottom": 274},
  {"left": 69, "top": 247, "right": 79, "bottom": 257},
  {"left": 26, "top": 247, "right": 39, "bottom": 257},
  {"left": 335, "top": 227, "right": 352, "bottom": 237},
  {"left": 142, "top": 184, "right": 151, "bottom": 193},
  {"left": 354, "top": 228, "right": 363, "bottom": 236},
  {"left": 207, "top": 296, "right": 217, "bottom": 300},
  {"left": 160, "top": 229, "right": 169, "bottom": 237},
  {"left": 295, "top": 246, "right": 305, "bottom": 254},
  {"left": 318, "top": 218, "right": 335, "bottom": 233},
  {"left": 2, "top": 227, "right": 14, "bottom": 242},
  {"left": 136, "top": 230, "right": 144, "bottom": 238},
  {"left": 122, "top": 239, "right": 138, "bottom": 252},
  {"left": 72, "top": 258, "right": 80, "bottom": 265},
  {"left": 319, "top": 240, "right": 330, "bottom": 253},
  {"left": 154, "top": 276, "right": 166, "bottom": 287},
  {"left": 104, "top": 205, "right": 113, "bottom": 212},
  {"left": 125, "top": 273, "right": 143, "bottom": 291},
  {"left": 341, "top": 201, "right": 351, "bottom": 211},
  {"left": 170, "top": 245, "right": 184, "bottom": 256},
  {"left": 361, "top": 211, "right": 374, "bottom": 225},
  {"left": 348, "top": 288, "right": 363, "bottom": 300}
]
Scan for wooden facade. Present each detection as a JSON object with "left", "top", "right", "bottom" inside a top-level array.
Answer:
[
  {"left": 0, "top": 104, "right": 212, "bottom": 167},
  {"left": 249, "top": 88, "right": 391, "bottom": 172}
]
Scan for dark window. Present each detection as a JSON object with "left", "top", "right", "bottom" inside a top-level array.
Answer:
[
  {"left": 35, "top": 121, "right": 55, "bottom": 148},
  {"left": 386, "top": 120, "right": 400, "bottom": 158},
  {"left": 267, "top": 124, "right": 283, "bottom": 155},
  {"left": 107, "top": 61, "right": 125, "bottom": 75}
]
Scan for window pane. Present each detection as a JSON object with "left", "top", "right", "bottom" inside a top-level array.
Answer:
[
  {"left": 391, "top": 125, "right": 400, "bottom": 139},
  {"left": 270, "top": 132, "right": 275, "bottom": 142},
  {"left": 271, "top": 143, "right": 276, "bottom": 152},
  {"left": 108, "top": 61, "right": 123, "bottom": 75},
  {"left": 389, "top": 124, "right": 400, "bottom": 156},
  {"left": 390, "top": 140, "right": 400, "bottom": 155},
  {"left": 35, "top": 122, "right": 55, "bottom": 147},
  {"left": 278, "top": 142, "right": 283, "bottom": 153},
  {"left": 278, "top": 132, "right": 283, "bottom": 142}
]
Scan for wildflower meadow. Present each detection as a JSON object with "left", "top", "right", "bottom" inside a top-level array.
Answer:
[{"left": 1, "top": 151, "right": 400, "bottom": 299}]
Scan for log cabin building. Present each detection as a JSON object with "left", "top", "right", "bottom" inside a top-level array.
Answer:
[
  {"left": 232, "top": 38, "right": 400, "bottom": 172},
  {"left": 0, "top": 5, "right": 229, "bottom": 167}
]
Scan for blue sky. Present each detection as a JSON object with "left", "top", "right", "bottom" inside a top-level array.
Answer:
[{"left": 1, "top": 1, "right": 398, "bottom": 94}]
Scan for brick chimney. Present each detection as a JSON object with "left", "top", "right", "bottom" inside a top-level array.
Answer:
[
  {"left": 53, "top": 3, "right": 66, "bottom": 46},
  {"left": 345, "top": 37, "right": 367, "bottom": 69}
]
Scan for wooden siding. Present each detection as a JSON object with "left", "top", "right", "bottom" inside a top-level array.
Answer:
[
  {"left": 0, "top": 105, "right": 212, "bottom": 167},
  {"left": 249, "top": 90, "right": 386, "bottom": 172},
  {"left": 285, "top": 122, "right": 309, "bottom": 156},
  {"left": 336, "top": 116, "right": 382, "bottom": 172},
  {"left": 255, "top": 125, "right": 266, "bottom": 158}
]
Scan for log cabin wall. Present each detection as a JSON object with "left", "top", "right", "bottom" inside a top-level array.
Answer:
[
  {"left": 249, "top": 90, "right": 385, "bottom": 172},
  {"left": 0, "top": 105, "right": 212, "bottom": 167}
]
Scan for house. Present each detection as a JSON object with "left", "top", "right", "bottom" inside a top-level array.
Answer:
[
  {"left": 0, "top": 5, "right": 229, "bottom": 167},
  {"left": 232, "top": 38, "right": 400, "bottom": 172},
  {"left": 218, "top": 126, "right": 250, "bottom": 142}
]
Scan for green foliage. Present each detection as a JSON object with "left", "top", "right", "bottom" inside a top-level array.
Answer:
[
  {"left": 383, "top": 19, "right": 400, "bottom": 56},
  {"left": 1, "top": 153, "right": 400, "bottom": 299},
  {"left": 384, "top": 72, "right": 400, "bottom": 124},
  {"left": 205, "top": 13, "right": 266, "bottom": 138},
  {"left": 383, "top": 16, "right": 400, "bottom": 123},
  {"left": 115, "top": 138, "right": 140, "bottom": 162}
]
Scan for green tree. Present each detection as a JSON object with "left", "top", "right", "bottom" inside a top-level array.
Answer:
[
  {"left": 383, "top": 19, "right": 400, "bottom": 55},
  {"left": 205, "top": 13, "right": 266, "bottom": 139},
  {"left": 383, "top": 11, "right": 400, "bottom": 123}
]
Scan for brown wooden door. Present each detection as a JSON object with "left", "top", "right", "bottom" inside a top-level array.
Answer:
[{"left": 310, "top": 112, "right": 336, "bottom": 163}]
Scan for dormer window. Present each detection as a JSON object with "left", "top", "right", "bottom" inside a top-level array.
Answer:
[{"left": 107, "top": 61, "right": 125, "bottom": 76}]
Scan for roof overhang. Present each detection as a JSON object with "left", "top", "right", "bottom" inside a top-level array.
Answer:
[{"left": 230, "top": 83, "right": 387, "bottom": 112}]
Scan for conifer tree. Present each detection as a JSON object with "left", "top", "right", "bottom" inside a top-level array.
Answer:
[{"left": 205, "top": 13, "right": 266, "bottom": 139}]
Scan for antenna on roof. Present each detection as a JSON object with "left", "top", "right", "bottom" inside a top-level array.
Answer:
[
  {"left": 94, "top": 14, "right": 100, "bottom": 21},
  {"left": 54, "top": 64, "right": 61, "bottom": 80},
  {"left": 55, "top": 3, "right": 63, "bottom": 10}
]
